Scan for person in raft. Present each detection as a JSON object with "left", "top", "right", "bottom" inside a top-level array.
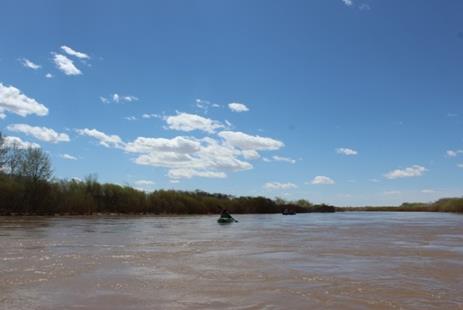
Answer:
[{"left": 220, "top": 209, "right": 232, "bottom": 219}]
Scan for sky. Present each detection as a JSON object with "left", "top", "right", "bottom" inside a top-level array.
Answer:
[{"left": 0, "top": 0, "right": 462, "bottom": 206}]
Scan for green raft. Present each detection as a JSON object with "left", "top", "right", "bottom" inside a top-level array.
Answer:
[{"left": 217, "top": 217, "right": 235, "bottom": 224}]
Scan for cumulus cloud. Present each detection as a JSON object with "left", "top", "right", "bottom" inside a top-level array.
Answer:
[
  {"left": 0, "top": 83, "right": 48, "bottom": 118},
  {"left": 241, "top": 150, "right": 260, "bottom": 160},
  {"left": 133, "top": 137, "right": 252, "bottom": 175},
  {"left": 61, "top": 154, "right": 77, "bottom": 160},
  {"left": 125, "top": 136, "right": 201, "bottom": 154},
  {"left": 447, "top": 150, "right": 463, "bottom": 157},
  {"left": 263, "top": 182, "right": 297, "bottom": 190},
  {"left": 165, "top": 113, "right": 224, "bottom": 133},
  {"left": 311, "top": 176, "right": 335, "bottom": 185},
  {"left": 76, "top": 128, "right": 124, "bottom": 148},
  {"left": 336, "top": 148, "right": 358, "bottom": 156},
  {"left": 7, "top": 124, "right": 69, "bottom": 143},
  {"left": 45, "top": 73, "right": 53, "bottom": 79},
  {"left": 341, "top": 0, "right": 353, "bottom": 6},
  {"left": 228, "top": 102, "right": 249, "bottom": 113},
  {"left": 61, "top": 45, "right": 90, "bottom": 59},
  {"left": 73, "top": 126, "right": 283, "bottom": 180},
  {"left": 384, "top": 165, "right": 427, "bottom": 179},
  {"left": 53, "top": 53, "right": 82, "bottom": 75},
  {"left": 218, "top": 131, "right": 284, "bottom": 151},
  {"left": 124, "top": 116, "right": 137, "bottom": 121},
  {"left": 19, "top": 58, "right": 41, "bottom": 70},
  {"left": 3, "top": 136, "right": 40, "bottom": 149},
  {"left": 272, "top": 155, "right": 296, "bottom": 164}
]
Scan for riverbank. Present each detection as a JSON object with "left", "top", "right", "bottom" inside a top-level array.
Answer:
[{"left": 337, "top": 197, "right": 463, "bottom": 213}]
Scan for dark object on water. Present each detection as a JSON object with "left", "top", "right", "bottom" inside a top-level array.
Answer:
[
  {"left": 282, "top": 209, "right": 296, "bottom": 215},
  {"left": 218, "top": 209, "right": 238, "bottom": 223},
  {"left": 217, "top": 217, "right": 235, "bottom": 224}
]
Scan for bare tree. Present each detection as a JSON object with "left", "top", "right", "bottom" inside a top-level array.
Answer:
[
  {"left": 19, "top": 148, "right": 53, "bottom": 182},
  {"left": 0, "top": 132, "right": 7, "bottom": 170}
]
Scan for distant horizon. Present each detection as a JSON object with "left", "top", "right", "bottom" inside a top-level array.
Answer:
[{"left": 1, "top": 0, "right": 462, "bottom": 206}]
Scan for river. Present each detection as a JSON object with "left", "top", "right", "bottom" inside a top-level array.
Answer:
[{"left": 1, "top": 212, "right": 463, "bottom": 309}]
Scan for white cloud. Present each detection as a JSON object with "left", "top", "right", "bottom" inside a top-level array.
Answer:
[
  {"left": 241, "top": 150, "right": 260, "bottom": 160},
  {"left": 3, "top": 136, "right": 40, "bottom": 149},
  {"left": 134, "top": 180, "right": 155, "bottom": 187},
  {"left": 384, "top": 165, "right": 427, "bottom": 179},
  {"left": 447, "top": 150, "right": 463, "bottom": 157},
  {"left": 0, "top": 83, "right": 48, "bottom": 118},
  {"left": 53, "top": 53, "right": 82, "bottom": 75},
  {"left": 124, "top": 116, "right": 137, "bottom": 121},
  {"left": 272, "top": 155, "right": 296, "bottom": 164},
  {"left": 195, "top": 99, "right": 220, "bottom": 113},
  {"left": 61, "top": 45, "right": 90, "bottom": 59},
  {"left": 168, "top": 169, "right": 226, "bottom": 179},
  {"left": 61, "top": 154, "right": 77, "bottom": 160},
  {"left": 341, "top": 0, "right": 353, "bottom": 6},
  {"left": 263, "top": 182, "right": 297, "bottom": 190},
  {"left": 76, "top": 128, "right": 124, "bottom": 148},
  {"left": 131, "top": 136, "right": 253, "bottom": 179},
  {"left": 421, "top": 189, "right": 436, "bottom": 194},
  {"left": 19, "top": 58, "right": 41, "bottom": 70},
  {"left": 123, "top": 95, "right": 138, "bottom": 102},
  {"left": 311, "top": 176, "right": 335, "bottom": 185},
  {"left": 111, "top": 93, "right": 138, "bottom": 103},
  {"left": 45, "top": 73, "right": 53, "bottom": 78},
  {"left": 133, "top": 138, "right": 252, "bottom": 174},
  {"left": 7, "top": 124, "right": 70, "bottom": 143},
  {"left": 359, "top": 3, "right": 371, "bottom": 10},
  {"left": 165, "top": 113, "right": 224, "bottom": 133},
  {"left": 228, "top": 102, "right": 249, "bottom": 113},
  {"left": 336, "top": 147, "right": 358, "bottom": 156},
  {"left": 73, "top": 127, "right": 283, "bottom": 180},
  {"left": 142, "top": 113, "right": 161, "bottom": 119},
  {"left": 218, "top": 131, "right": 284, "bottom": 151},
  {"left": 125, "top": 136, "right": 201, "bottom": 154},
  {"left": 100, "top": 96, "right": 110, "bottom": 104}
]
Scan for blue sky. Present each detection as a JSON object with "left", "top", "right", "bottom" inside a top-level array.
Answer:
[{"left": 1, "top": 0, "right": 462, "bottom": 206}]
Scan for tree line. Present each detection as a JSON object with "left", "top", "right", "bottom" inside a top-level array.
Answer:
[
  {"left": 336, "top": 199, "right": 463, "bottom": 213},
  {"left": 0, "top": 132, "right": 335, "bottom": 215}
]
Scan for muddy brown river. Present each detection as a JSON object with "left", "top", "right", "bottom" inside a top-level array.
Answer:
[{"left": 1, "top": 212, "right": 463, "bottom": 309}]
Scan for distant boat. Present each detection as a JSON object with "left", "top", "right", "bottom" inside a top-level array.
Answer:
[{"left": 282, "top": 209, "right": 296, "bottom": 215}]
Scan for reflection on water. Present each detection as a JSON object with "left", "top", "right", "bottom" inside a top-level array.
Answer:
[{"left": 1, "top": 213, "right": 463, "bottom": 309}]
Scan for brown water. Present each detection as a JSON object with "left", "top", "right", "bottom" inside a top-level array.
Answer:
[{"left": 1, "top": 212, "right": 463, "bottom": 309}]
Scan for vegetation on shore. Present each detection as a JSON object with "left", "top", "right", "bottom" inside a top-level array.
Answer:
[
  {"left": 336, "top": 199, "right": 463, "bottom": 213},
  {"left": 0, "top": 132, "right": 334, "bottom": 215}
]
